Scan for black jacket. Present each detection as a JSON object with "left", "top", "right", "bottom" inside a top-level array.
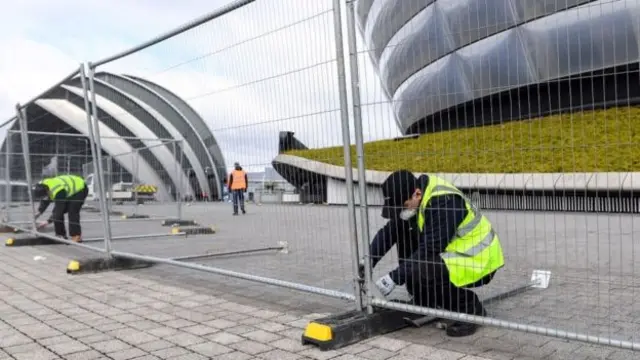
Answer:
[{"left": 369, "top": 175, "right": 468, "bottom": 285}]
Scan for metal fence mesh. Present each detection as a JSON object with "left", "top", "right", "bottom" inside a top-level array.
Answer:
[{"left": 1, "top": 0, "right": 639, "bottom": 355}]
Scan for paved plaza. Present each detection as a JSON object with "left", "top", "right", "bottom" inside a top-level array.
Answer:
[{"left": 1, "top": 202, "right": 639, "bottom": 359}]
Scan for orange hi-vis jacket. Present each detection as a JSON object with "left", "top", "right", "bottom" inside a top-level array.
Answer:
[{"left": 228, "top": 170, "right": 247, "bottom": 190}]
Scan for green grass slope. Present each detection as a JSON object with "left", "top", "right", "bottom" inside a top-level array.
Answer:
[{"left": 286, "top": 107, "right": 640, "bottom": 173}]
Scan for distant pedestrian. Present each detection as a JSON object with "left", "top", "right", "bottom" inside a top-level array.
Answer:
[{"left": 227, "top": 162, "right": 247, "bottom": 215}]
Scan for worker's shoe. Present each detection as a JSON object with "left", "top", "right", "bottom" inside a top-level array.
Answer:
[
  {"left": 445, "top": 309, "right": 486, "bottom": 337},
  {"left": 71, "top": 235, "right": 82, "bottom": 243}
]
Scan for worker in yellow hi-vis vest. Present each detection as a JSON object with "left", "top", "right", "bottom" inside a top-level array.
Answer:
[
  {"left": 363, "top": 170, "right": 504, "bottom": 337},
  {"left": 32, "top": 174, "right": 89, "bottom": 243}
]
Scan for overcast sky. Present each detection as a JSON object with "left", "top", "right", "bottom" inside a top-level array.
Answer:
[{"left": 0, "top": 0, "right": 402, "bottom": 173}]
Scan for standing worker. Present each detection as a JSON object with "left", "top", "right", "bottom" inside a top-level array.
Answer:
[
  {"left": 363, "top": 170, "right": 504, "bottom": 337},
  {"left": 227, "top": 162, "right": 248, "bottom": 215},
  {"left": 32, "top": 173, "right": 88, "bottom": 243}
]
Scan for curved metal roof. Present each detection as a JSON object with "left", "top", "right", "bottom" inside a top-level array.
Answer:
[
  {"left": 357, "top": 0, "right": 640, "bottom": 134},
  {"left": 35, "top": 98, "right": 172, "bottom": 201},
  {"left": 0, "top": 71, "right": 227, "bottom": 200},
  {"left": 94, "top": 72, "right": 223, "bottom": 199}
]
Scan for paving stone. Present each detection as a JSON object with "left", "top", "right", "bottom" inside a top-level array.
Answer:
[
  {"left": 182, "top": 324, "right": 218, "bottom": 336},
  {"left": 332, "top": 356, "right": 369, "bottom": 360},
  {"left": 47, "top": 340, "right": 91, "bottom": 355},
  {"left": 205, "top": 318, "right": 238, "bottom": 329},
  {"left": 17, "top": 323, "right": 62, "bottom": 339},
  {"left": 204, "top": 351, "right": 253, "bottom": 360},
  {"left": 366, "top": 337, "right": 413, "bottom": 352},
  {"left": 12, "top": 348, "right": 59, "bottom": 360},
  {"left": 107, "top": 347, "right": 148, "bottom": 360},
  {"left": 358, "top": 347, "right": 396, "bottom": 360},
  {"left": 108, "top": 328, "right": 158, "bottom": 345},
  {"left": 4, "top": 342, "right": 48, "bottom": 355},
  {"left": 230, "top": 340, "right": 274, "bottom": 355},
  {"left": 137, "top": 339, "right": 174, "bottom": 352},
  {"left": 91, "top": 339, "right": 132, "bottom": 353},
  {"left": 166, "top": 353, "right": 208, "bottom": 360},
  {"left": 297, "top": 347, "right": 344, "bottom": 360},
  {"left": 78, "top": 334, "right": 114, "bottom": 344},
  {"left": 208, "top": 331, "right": 245, "bottom": 345},
  {"left": 147, "top": 326, "right": 179, "bottom": 338},
  {"left": 0, "top": 332, "right": 33, "bottom": 347},
  {"left": 426, "top": 349, "right": 467, "bottom": 360},
  {"left": 150, "top": 346, "right": 190, "bottom": 358},
  {"left": 63, "top": 350, "right": 105, "bottom": 360},
  {"left": 243, "top": 329, "right": 282, "bottom": 343},
  {"left": 188, "top": 342, "right": 234, "bottom": 357},
  {"left": 163, "top": 319, "right": 197, "bottom": 329},
  {"left": 256, "top": 349, "right": 304, "bottom": 360},
  {"left": 271, "top": 337, "right": 310, "bottom": 352},
  {"left": 165, "top": 331, "right": 206, "bottom": 347},
  {"left": 226, "top": 325, "right": 257, "bottom": 335},
  {"left": 253, "top": 321, "right": 290, "bottom": 332}
]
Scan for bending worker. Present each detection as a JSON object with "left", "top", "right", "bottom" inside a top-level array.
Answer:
[
  {"left": 32, "top": 173, "right": 88, "bottom": 242},
  {"left": 227, "top": 162, "right": 248, "bottom": 215},
  {"left": 365, "top": 170, "right": 504, "bottom": 337}
]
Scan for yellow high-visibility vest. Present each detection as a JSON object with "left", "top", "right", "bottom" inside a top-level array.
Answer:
[
  {"left": 41, "top": 175, "right": 86, "bottom": 200},
  {"left": 417, "top": 175, "right": 504, "bottom": 287}
]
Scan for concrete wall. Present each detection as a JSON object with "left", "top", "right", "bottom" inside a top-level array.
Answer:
[{"left": 326, "top": 177, "right": 384, "bottom": 205}]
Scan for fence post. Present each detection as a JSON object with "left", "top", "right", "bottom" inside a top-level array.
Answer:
[
  {"left": 133, "top": 149, "right": 139, "bottom": 213},
  {"left": 333, "top": 0, "right": 364, "bottom": 312},
  {"left": 174, "top": 140, "right": 183, "bottom": 220},
  {"left": 79, "top": 63, "right": 113, "bottom": 256},
  {"left": 4, "top": 130, "right": 11, "bottom": 223},
  {"left": 345, "top": 0, "right": 373, "bottom": 314},
  {"left": 15, "top": 105, "right": 37, "bottom": 231}
]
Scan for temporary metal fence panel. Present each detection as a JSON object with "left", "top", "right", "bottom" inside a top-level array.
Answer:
[
  {"left": 347, "top": 0, "right": 640, "bottom": 353},
  {"left": 76, "top": 0, "right": 364, "bottom": 314},
  {"left": 2, "top": 0, "right": 639, "bottom": 356}
]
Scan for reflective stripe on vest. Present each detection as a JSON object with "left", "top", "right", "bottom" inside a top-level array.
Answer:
[
  {"left": 41, "top": 175, "right": 85, "bottom": 199},
  {"left": 229, "top": 170, "right": 246, "bottom": 190},
  {"left": 416, "top": 176, "right": 505, "bottom": 287}
]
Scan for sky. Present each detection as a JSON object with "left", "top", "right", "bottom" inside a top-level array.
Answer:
[{"left": 0, "top": 0, "right": 402, "bottom": 173}]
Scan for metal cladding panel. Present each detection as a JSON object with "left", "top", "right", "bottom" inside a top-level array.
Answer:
[
  {"left": 359, "top": 0, "right": 640, "bottom": 134},
  {"left": 521, "top": 3, "right": 640, "bottom": 81},
  {"left": 34, "top": 99, "right": 172, "bottom": 201},
  {"left": 393, "top": 55, "right": 473, "bottom": 130},
  {"left": 381, "top": 6, "right": 452, "bottom": 95}
]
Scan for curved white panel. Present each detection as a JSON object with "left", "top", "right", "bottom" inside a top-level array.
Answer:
[
  {"left": 34, "top": 99, "right": 172, "bottom": 201},
  {"left": 62, "top": 84, "right": 195, "bottom": 198},
  {"left": 93, "top": 79, "right": 211, "bottom": 198},
  {"left": 111, "top": 74, "right": 221, "bottom": 199},
  {"left": 123, "top": 75, "right": 225, "bottom": 195}
]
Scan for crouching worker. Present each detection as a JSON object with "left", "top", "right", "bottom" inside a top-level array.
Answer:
[
  {"left": 365, "top": 170, "right": 504, "bottom": 337},
  {"left": 32, "top": 174, "right": 88, "bottom": 242}
]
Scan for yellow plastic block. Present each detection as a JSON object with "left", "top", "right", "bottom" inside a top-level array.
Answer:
[
  {"left": 171, "top": 227, "right": 181, "bottom": 235},
  {"left": 303, "top": 322, "right": 333, "bottom": 342},
  {"left": 5, "top": 238, "right": 14, "bottom": 246},
  {"left": 67, "top": 260, "right": 80, "bottom": 272}
]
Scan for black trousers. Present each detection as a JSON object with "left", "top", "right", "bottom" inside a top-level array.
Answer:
[
  {"left": 51, "top": 187, "right": 88, "bottom": 237},
  {"left": 405, "top": 255, "right": 494, "bottom": 317}
]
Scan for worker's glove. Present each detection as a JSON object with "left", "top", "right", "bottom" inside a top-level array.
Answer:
[{"left": 375, "top": 274, "right": 396, "bottom": 297}]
